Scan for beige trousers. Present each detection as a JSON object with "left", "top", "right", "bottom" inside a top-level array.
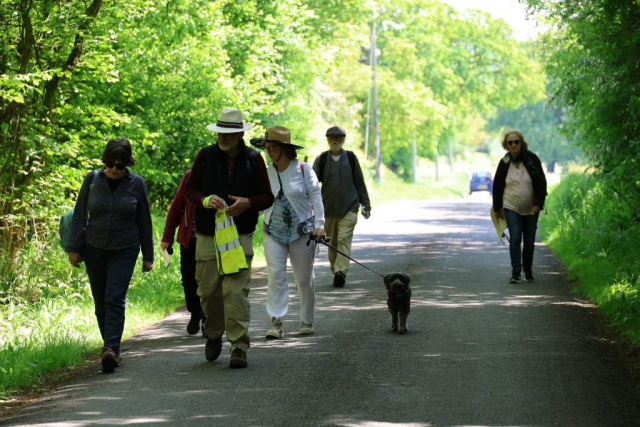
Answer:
[
  {"left": 324, "top": 212, "right": 358, "bottom": 276},
  {"left": 195, "top": 233, "right": 253, "bottom": 353}
]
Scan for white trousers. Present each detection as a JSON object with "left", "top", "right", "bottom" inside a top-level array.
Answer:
[{"left": 263, "top": 233, "right": 315, "bottom": 325}]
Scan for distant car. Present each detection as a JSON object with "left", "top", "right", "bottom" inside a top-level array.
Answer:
[{"left": 470, "top": 171, "right": 493, "bottom": 195}]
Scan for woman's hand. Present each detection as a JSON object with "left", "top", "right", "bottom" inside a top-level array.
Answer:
[
  {"left": 533, "top": 206, "right": 541, "bottom": 214},
  {"left": 313, "top": 228, "right": 326, "bottom": 240},
  {"left": 495, "top": 208, "right": 504, "bottom": 219},
  {"left": 68, "top": 252, "right": 83, "bottom": 268},
  {"left": 160, "top": 241, "right": 170, "bottom": 251},
  {"left": 143, "top": 261, "right": 154, "bottom": 272}
]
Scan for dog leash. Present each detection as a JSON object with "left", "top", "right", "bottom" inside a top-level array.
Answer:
[{"left": 307, "top": 233, "right": 385, "bottom": 278}]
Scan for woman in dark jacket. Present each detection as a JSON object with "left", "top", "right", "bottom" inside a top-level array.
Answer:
[
  {"left": 492, "top": 130, "right": 547, "bottom": 284},
  {"left": 67, "top": 138, "right": 154, "bottom": 373},
  {"left": 160, "top": 170, "right": 204, "bottom": 336}
]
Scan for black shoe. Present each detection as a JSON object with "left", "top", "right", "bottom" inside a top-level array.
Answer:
[
  {"left": 229, "top": 348, "right": 247, "bottom": 369},
  {"left": 333, "top": 271, "right": 346, "bottom": 288},
  {"left": 187, "top": 311, "right": 201, "bottom": 335},
  {"left": 101, "top": 347, "right": 121, "bottom": 373},
  {"left": 509, "top": 273, "right": 521, "bottom": 284},
  {"left": 523, "top": 271, "right": 534, "bottom": 282},
  {"left": 205, "top": 338, "right": 222, "bottom": 362}
]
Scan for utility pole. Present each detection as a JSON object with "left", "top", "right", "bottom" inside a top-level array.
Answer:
[
  {"left": 412, "top": 135, "right": 417, "bottom": 184},
  {"left": 364, "top": 24, "right": 374, "bottom": 160},
  {"left": 372, "top": 21, "right": 381, "bottom": 184}
]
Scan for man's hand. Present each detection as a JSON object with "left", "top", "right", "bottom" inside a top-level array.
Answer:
[
  {"left": 226, "top": 195, "right": 251, "bottom": 217},
  {"left": 206, "top": 195, "right": 225, "bottom": 210},
  {"left": 68, "top": 252, "right": 83, "bottom": 268},
  {"left": 363, "top": 210, "right": 371, "bottom": 219},
  {"left": 143, "top": 261, "right": 154, "bottom": 272}
]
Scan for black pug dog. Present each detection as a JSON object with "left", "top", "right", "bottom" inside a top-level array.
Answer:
[{"left": 384, "top": 271, "right": 411, "bottom": 334}]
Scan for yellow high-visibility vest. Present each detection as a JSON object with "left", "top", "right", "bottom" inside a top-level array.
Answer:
[{"left": 214, "top": 205, "right": 248, "bottom": 276}]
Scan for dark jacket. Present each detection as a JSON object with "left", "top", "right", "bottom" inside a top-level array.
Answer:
[
  {"left": 162, "top": 170, "right": 197, "bottom": 249},
  {"left": 184, "top": 141, "right": 274, "bottom": 236},
  {"left": 66, "top": 168, "right": 154, "bottom": 262},
  {"left": 492, "top": 149, "right": 547, "bottom": 213},
  {"left": 312, "top": 150, "right": 371, "bottom": 217}
]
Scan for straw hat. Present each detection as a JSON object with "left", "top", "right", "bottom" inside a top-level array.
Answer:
[{"left": 250, "top": 126, "right": 304, "bottom": 150}]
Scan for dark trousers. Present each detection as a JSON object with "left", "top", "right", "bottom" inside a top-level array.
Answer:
[
  {"left": 83, "top": 244, "right": 139, "bottom": 354},
  {"left": 504, "top": 208, "right": 539, "bottom": 274},
  {"left": 180, "top": 243, "right": 201, "bottom": 314}
]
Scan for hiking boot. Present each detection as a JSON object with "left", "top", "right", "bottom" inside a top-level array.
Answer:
[
  {"left": 101, "top": 347, "right": 121, "bottom": 373},
  {"left": 333, "top": 271, "right": 346, "bottom": 288},
  {"left": 299, "top": 322, "right": 314, "bottom": 335},
  {"left": 205, "top": 338, "right": 222, "bottom": 362},
  {"left": 265, "top": 317, "right": 283, "bottom": 339},
  {"left": 509, "top": 273, "right": 521, "bottom": 284},
  {"left": 524, "top": 271, "right": 535, "bottom": 282},
  {"left": 229, "top": 348, "right": 248, "bottom": 369},
  {"left": 186, "top": 311, "right": 201, "bottom": 335}
]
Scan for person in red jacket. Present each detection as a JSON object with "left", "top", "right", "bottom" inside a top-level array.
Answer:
[{"left": 161, "top": 170, "right": 204, "bottom": 336}]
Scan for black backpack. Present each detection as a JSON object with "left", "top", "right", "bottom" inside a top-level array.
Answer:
[{"left": 317, "top": 150, "right": 356, "bottom": 184}]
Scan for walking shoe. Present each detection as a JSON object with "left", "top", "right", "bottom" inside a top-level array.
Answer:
[
  {"left": 523, "top": 271, "right": 535, "bottom": 282},
  {"left": 299, "top": 322, "right": 314, "bottom": 335},
  {"left": 509, "top": 273, "right": 521, "bottom": 284},
  {"left": 186, "top": 311, "right": 201, "bottom": 335},
  {"left": 333, "top": 271, "right": 346, "bottom": 288},
  {"left": 265, "top": 317, "right": 284, "bottom": 339},
  {"left": 205, "top": 338, "right": 222, "bottom": 362},
  {"left": 229, "top": 348, "right": 248, "bottom": 369},
  {"left": 101, "top": 347, "right": 121, "bottom": 373}
]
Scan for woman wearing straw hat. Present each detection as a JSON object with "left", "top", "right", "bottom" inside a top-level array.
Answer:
[
  {"left": 492, "top": 130, "right": 547, "bottom": 284},
  {"left": 251, "top": 126, "right": 326, "bottom": 338}
]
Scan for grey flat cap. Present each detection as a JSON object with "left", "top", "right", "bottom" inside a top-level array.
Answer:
[{"left": 326, "top": 126, "right": 346, "bottom": 137}]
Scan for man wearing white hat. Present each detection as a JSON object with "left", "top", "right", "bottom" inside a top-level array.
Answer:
[{"left": 185, "top": 108, "right": 274, "bottom": 369}]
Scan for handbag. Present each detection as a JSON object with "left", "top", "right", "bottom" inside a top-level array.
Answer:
[{"left": 59, "top": 170, "right": 99, "bottom": 251}]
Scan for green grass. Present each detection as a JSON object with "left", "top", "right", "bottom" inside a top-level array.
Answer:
[{"left": 539, "top": 173, "right": 640, "bottom": 345}]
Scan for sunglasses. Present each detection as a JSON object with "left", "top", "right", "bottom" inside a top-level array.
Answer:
[
  {"left": 507, "top": 139, "right": 521, "bottom": 146},
  {"left": 104, "top": 162, "right": 127, "bottom": 170}
]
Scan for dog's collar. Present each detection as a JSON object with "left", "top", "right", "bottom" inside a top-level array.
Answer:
[{"left": 390, "top": 288, "right": 410, "bottom": 300}]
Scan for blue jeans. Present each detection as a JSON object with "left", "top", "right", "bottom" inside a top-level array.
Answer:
[
  {"left": 83, "top": 243, "right": 139, "bottom": 354},
  {"left": 504, "top": 209, "right": 539, "bottom": 275}
]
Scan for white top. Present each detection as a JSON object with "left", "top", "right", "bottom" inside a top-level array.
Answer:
[
  {"left": 503, "top": 162, "right": 535, "bottom": 215},
  {"left": 264, "top": 160, "right": 325, "bottom": 229}
]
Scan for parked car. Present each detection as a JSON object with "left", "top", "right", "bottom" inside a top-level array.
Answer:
[{"left": 469, "top": 171, "right": 493, "bottom": 195}]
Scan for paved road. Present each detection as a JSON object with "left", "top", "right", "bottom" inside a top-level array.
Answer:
[{"left": 3, "top": 198, "right": 640, "bottom": 426}]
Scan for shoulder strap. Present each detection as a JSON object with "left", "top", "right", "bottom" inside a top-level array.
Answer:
[
  {"left": 86, "top": 170, "right": 99, "bottom": 219},
  {"left": 318, "top": 151, "right": 329, "bottom": 183},
  {"left": 346, "top": 151, "right": 356, "bottom": 181}
]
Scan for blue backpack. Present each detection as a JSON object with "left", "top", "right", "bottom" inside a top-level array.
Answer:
[{"left": 59, "top": 171, "right": 99, "bottom": 251}]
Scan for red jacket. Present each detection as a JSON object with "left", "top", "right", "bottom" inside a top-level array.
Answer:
[{"left": 162, "top": 170, "right": 197, "bottom": 248}]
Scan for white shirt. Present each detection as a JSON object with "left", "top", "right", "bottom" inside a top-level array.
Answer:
[
  {"left": 503, "top": 162, "right": 535, "bottom": 215},
  {"left": 264, "top": 160, "right": 325, "bottom": 229}
]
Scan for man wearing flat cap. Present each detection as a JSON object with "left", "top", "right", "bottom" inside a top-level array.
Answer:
[
  {"left": 185, "top": 108, "right": 274, "bottom": 368},
  {"left": 313, "top": 126, "right": 371, "bottom": 288}
]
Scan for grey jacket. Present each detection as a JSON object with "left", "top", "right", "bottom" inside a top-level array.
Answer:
[
  {"left": 312, "top": 151, "right": 370, "bottom": 217},
  {"left": 66, "top": 168, "right": 154, "bottom": 262}
]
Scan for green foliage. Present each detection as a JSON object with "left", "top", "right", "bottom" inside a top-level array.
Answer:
[
  {"left": 487, "top": 101, "right": 584, "bottom": 170},
  {"left": 526, "top": 0, "right": 640, "bottom": 226},
  {"left": 540, "top": 173, "right": 640, "bottom": 344}
]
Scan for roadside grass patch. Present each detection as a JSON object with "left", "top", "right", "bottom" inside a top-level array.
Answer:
[{"left": 539, "top": 173, "right": 640, "bottom": 345}]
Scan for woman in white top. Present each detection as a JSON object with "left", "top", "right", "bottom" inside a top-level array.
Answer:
[
  {"left": 492, "top": 130, "right": 548, "bottom": 284},
  {"left": 250, "top": 126, "right": 325, "bottom": 338}
]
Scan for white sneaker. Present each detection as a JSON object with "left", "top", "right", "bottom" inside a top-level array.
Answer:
[
  {"left": 299, "top": 322, "right": 314, "bottom": 335},
  {"left": 265, "top": 318, "right": 283, "bottom": 339}
]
